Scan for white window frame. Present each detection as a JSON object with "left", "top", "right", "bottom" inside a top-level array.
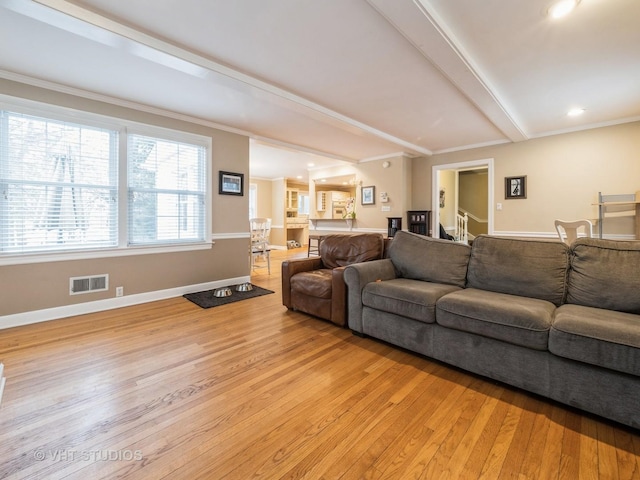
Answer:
[
  {"left": 0, "top": 95, "right": 212, "bottom": 266},
  {"left": 249, "top": 183, "right": 257, "bottom": 219}
]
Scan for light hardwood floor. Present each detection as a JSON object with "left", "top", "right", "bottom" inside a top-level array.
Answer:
[{"left": 0, "top": 248, "right": 639, "bottom": 479}]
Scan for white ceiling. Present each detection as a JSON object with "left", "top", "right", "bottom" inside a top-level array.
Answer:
[{"left": 1, "top": 0, "right": 639, "bottom": 180}]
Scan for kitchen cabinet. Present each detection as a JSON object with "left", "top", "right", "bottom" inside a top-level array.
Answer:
[
  {"left": 316, "top": 190, "right": 349, "bottom": 212},
  {"left": 286, "top": 188, "right": 299, "bottom": 211}
]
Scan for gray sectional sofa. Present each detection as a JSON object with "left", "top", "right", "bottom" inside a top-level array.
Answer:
[{"left": 344, "top": 231, "right": 640, "bottom": 429}]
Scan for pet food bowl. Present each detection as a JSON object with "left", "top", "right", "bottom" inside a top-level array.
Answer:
[
  {"left": 213, "top": 287, "right": 232, "bottom": 297},
  {"left": 236, "top": 283, "right": 253, "bottom": 292}
]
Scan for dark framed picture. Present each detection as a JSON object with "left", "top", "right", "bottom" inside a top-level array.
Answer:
[
  {"left": 361, "top": 185, "right": 375, "bottom": 205},
  {"left": 505, "top": 175, "right": 526, "bottom": 199},
  {"left": 219, "top": 171, "right": 244, "bottom": 196}
]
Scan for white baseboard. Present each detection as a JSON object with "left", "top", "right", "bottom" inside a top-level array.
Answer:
[
  {"left": 0, "top": 275, "right": 251, "bottom": 331},
  {"left": 493, "top": 231, "right": 635, "bottom": 240}
]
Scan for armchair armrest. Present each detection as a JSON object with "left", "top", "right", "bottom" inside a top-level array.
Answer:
[
  {"left": 281, "top": 257, "right": 324, "bottom": 308},
  {"left": 344, "top": 259, "right": 397, "bottom": 333},
  {"left": 331, "top": 266, "right": 348, "bottom": 327}
]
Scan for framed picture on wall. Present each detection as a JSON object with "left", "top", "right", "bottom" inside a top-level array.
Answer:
[
  {"left": 219, "top": 171, "right": 244, "bottom": 196},
  {"left": 361, "top": 185, "right": 375, "bottom": 205},
  {"left": 505, "top": 175, "right": 526, "bottom": 199}
]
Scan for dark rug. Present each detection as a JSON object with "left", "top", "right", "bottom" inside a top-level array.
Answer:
[{"left": 183, "top": 284, "right": 274, "bottom": 309}]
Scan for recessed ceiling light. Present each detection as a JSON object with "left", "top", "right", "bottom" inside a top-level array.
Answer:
[
  {"left": 548, "top": 0, "right": 579, "bottom": 19},
  {"left": 296, "top": 175, "right": 303, "bottom": 179},
  {"left": 307, "top": 163, "right": 315, "bottom": 167},
  {"left": 321, "top": 179, "right": 327, "bottom": 182},
  {"left": 567, "top": 108, "right": 585, "bottom": 117}
]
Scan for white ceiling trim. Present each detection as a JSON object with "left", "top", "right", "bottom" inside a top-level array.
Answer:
[
  {"left": 251, "top": 136, "right": 357, "bottom": 164},
  {"left": 15, "top": 0, "right": 434, "bottom": 158},
  {"left": 0, "top": 69, "right": 253, "bottom": 137},
  {"left": 527, "top": 114, "right": 640, "bottom": 140},
  {"left": 358, "top": 152, "right": 415, "bottom": 163},
  {"left": 432, "top": 138, "right": 512, "bottom": 155},
  {"left": 0, "top": 68, "right": 355, "bottom": 173},
  {"left": 366, "top": 0, "right": 528, "bottom": 143}
]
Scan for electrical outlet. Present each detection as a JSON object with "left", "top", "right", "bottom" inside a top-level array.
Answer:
[
  {"left": 116, "top": 286, "right": 124, "bottom": 297},
  {"left": 496, "top": 203, "right": 503, "bottom": 211}
]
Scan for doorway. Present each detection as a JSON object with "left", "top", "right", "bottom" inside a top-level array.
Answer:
[{"left": 432, "top": 158, "right": 494, "bottom": 240}]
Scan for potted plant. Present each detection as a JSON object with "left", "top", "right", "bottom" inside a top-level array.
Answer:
[{"left": 343, "top": 197, "right": 356, "bottom": 230}]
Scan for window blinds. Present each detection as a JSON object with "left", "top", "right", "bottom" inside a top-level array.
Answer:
[
  {"left": 127, "top": 134, "right": 206, "bottom": 245},
  {"left": 0, "top": 110, "right": 118, "bottom": 254}
]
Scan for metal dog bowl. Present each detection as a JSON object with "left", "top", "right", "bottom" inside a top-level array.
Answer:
[
  {"left": 213, "top": 287, "right": 232, "bottom": 298},
  {"left": 236, "top": 283, "right": 253, "bottom": 292}
]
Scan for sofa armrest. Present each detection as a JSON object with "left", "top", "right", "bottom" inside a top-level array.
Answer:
[
  {"left": 331, "top": 266, "right": 348, "bottom": 327},
  {"left": 281, "top": 257, "right": 323, "bottom": 308},
  {"left": 344, "top": 259, "right": 397, "bottom": 333}
]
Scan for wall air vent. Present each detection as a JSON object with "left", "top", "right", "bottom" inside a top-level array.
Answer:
[{"left": 69, "top": 274, "right": 109, "bottom": 295}]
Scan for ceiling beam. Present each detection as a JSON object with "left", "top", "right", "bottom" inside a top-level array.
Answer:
[
  {"left": 4, "top": 0, "right": 433, "bottom": 157},
  {"left": 367, "top": 0, "right": 528, "bottom": 143}
]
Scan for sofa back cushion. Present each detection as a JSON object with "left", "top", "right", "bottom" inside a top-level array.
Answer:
[
  {"left": 320, "top": 233, "right": 385, "bottom": 269},
  {"left": 387, "top": 231, "right": 471, "bottom": 287},
  {"left": 567, "top": 238, "right": 640, "bottom": 313},
  {"left": 467, "top": 235, "right": 569, "bottom": 306}
]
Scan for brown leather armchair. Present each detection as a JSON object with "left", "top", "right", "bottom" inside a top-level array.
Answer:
[{"left": 282, "top": 233, "right": 385, "bottom": 326}]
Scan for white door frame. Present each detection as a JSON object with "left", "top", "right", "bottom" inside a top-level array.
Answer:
[{"left": 432, "top": 158, "right": 494, "bottom": 238}]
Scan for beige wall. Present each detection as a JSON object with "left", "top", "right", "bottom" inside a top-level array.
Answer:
[
  {"left": 0, "top": 79, "right": 250, "bottom": 317},
  {"left": 270, "top": 179, "right": 286, "bottom": 246},
  {"left": 438, "top": 170, "right": 456, "bottom": 229},
  {"left": 309, "top": 155, "right": 412, "bottom": 232},
  {"left": 459, "top": 170, "right": 489, "bottom": 236},
  {"left": 251, "top": 178, "right": 274, "bottom": 219},
  {"left": 412, "top": 121, "right": 640, "bottom": 237}
]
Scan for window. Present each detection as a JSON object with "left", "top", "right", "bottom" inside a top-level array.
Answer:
[
  {"left": 0, "top": 97, "right": 211, "bottom": 261},
  {"left": 128, "top": 134, "right": 206, "bottom": 245},
  {"left": 0, "top": 110, "right": 118, "bottom": 254},
  {"left": 298, "top": 192, "right": 310, "bottom": 215}
]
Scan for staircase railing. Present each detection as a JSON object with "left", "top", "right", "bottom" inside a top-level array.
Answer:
[{"left": 455, "top": 212, "right": 468, "bottom": 244}]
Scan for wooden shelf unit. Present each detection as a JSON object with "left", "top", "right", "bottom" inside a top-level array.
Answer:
[
  {"left": 594, "top": 191, "right": 640, "bottom": 239},
  {"left": 407, "top": 210, "right": 432, "bottom": 237}
]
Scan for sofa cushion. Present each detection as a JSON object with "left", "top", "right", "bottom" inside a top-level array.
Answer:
[
  {"left": 550, "top": 304, "right": 640, "bottom": 376},
  {"left": 436, "top": 288, "right": 556, "bottom": 350},
  {"left": 319, "top": 233, "right": 384, "bottom": 269},
  {"left": 290, "top": 269, "right": 332, "bottom": 299},
  {"left": 362, "top": 278, "right": 460, "bottom": 324},
  {"left": 466, "top": 235, "right": 569, "bottom": 306},
  {"left": 567, "top": 238, "right": 640, "bottom": 314},
  {"left": 387, "top": 231, "right": 471, "bottom": 288}
]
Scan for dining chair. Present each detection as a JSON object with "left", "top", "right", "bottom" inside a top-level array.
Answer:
[
  {"left": 250, "top": 217, "right": 271, "bottom": 274},
  {"left": 554, "top": 219, "right": 593, "bottom": 245}
]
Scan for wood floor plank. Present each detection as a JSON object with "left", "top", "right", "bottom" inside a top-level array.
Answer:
[
  {"left": 614, "top": 430, "right": 640, "bottom": 480},
  {"left": 517, "top": 399, "right": 556, "bottom": 480},
  {"left": 460, "top": 387, "right": 515, "bottom": 479},
  {"left": 1, "top": 247, "right": 638, "bottom": 479},
  {"left": 537, "top": 401, "right": 568, "bottom": 480},
  {"left": 499, "top": 394, "right": 545, "bottom": 479},
  {"left": 377, "top": 375, "right": 480, "bottom": 479},
  {"left": 322, "top": 364, "right": 445, "bottom": 480},
  {"left": 598, "top": 421, "right": 623, "bottom": 480},
  {"left": 477, "top": 389, "right": 527, "bottom": 479},
  {"left": 579, "top": 416, "right": 601, "bottom": 480}
]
